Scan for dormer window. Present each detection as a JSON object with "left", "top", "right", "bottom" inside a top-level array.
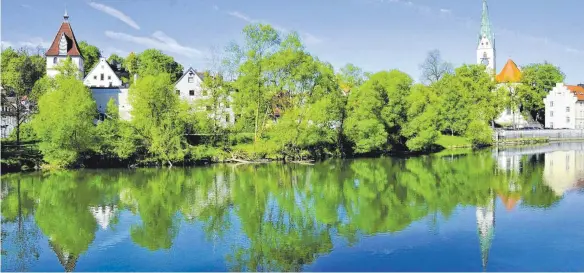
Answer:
[{"left": 53, "top": 57, "right": 58, "bottom": 64}]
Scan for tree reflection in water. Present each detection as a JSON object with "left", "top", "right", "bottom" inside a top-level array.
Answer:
[{"left": 1, "top": 149, "right": 581, "bottom": 271}]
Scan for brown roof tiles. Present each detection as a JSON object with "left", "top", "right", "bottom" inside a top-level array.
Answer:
[{"left": 45, "top": 20, "right": 82, "bottom": 57}]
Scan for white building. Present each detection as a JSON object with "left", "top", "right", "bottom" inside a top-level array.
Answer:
[
  {"left": 175, "top": 67, "right": 235, "bottom": 126},
  {"left": 84, "top": 58, "right": 124, "bottom": 88},
  {"left": 45, "top": 11, "right": 84, "bottom": 79},
  {"left": 543, "top": 83, "right": 584, "bottom": 129},
  {"left": 83, "top": 57, "right": 132, "bottom": 120}
]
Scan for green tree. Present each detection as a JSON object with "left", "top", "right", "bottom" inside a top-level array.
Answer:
[
  {"left": 133, "top": 49, "right": 184, "bottom": 83},
  {"left": 517, "top": 63, "right": 565, "bottom": 124},
  {"left": 78, "top": 41, "right": 101, "bottom": 72},
  {"left": 107, "top": 54, "right": 125, "bottom": 70},
  {"left": 95, "top": 98, "right": 140, "bottom": 161},
  {"left": 129, "top": 73, "right": 188, "bottom": 166},
  {"left": 31, "top": 58, "right": 98, "bottom": 168},
  {"left": 402, "top": 84, "right": 440, "bottom": 151},
  {"left": 229, "top": 24, "right": 281, "bottom": 143},
  {"left": 0, "top": 47, "right": 45, "bottom": 144},
  {"left": 344, "top": 70, "right": 413, "bottom": 153}
]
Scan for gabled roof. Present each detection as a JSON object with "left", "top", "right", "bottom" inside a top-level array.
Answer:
[
  {"left": 175, "top": 67, "right": 205, "bottom": 85},
  {"left": 45, "top": 15, "right": 82, "bottom": 57},
  {"left": 83, "top": 58, "right": 122, "bottom": 85},
  {"left": 496, "top": 59, "right": 522, "bottom": 83},
  {"left": 566, "top": 85, "right": 584, "bottom": 101}
]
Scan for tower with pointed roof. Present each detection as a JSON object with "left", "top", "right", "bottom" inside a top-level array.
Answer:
[
  {"left": 45, "top": 11, "right": 84, "bottom": 78},
  {"left": 476, "top": 191, "right": 495, "bottom": 271},
  {"left": 477, "top": 0, "right": 496, "bottom": 74}
]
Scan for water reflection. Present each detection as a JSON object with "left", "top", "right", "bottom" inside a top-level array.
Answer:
[{"left": 1, "top": 144, "right": 584, "bottom": 272}]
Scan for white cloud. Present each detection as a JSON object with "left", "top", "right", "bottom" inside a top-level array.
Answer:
[
  {"left": 21, "top": 4, "right": 31, "bottom": 9},
  {"left": 103, "top": 47, "right": 129, "bottom": 57},
  {"left": 213, "top": 5, "right": 219, "bottom": 11},
  {"left": 19, "top": 37, "right": 51, "bottom": 49},
  {"left": 1, "top": 41, "right": 15, "bottom": 49},
  {"left": 227, "top": 11, "right": 253, "bottom": 23},
  {"left": 440, "top": 8, "right": 451, "bottom": 14},
  {"left": 226, "top": 10, "right": 324, "bottom": 45},
  {"left": 89, "top": 2, "right": 140, "bottom": 30},
  {"left": 104, "top": 30, "right": 203, "bottom": 57}
]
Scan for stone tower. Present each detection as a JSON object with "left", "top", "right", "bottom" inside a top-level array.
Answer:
[{"left": 476, "top": 0, "right": 496, "bottom": 74}]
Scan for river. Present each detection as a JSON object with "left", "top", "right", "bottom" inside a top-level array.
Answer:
[{"left": 1, "top": 143, "right": 583, "bottom": 272}]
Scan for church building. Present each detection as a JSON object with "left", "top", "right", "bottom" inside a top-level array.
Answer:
[{"left": 477, "top": 0, "right": 536, "bottom": 129}]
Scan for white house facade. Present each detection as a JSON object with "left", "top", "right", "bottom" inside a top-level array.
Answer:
[
  {"left": 543, "top": 83, "right": 584, "bottom": 129},
  {"left": 175, "top": 67, "right": 235, "bottom": 126},
  {"left": 84, "top": 57, "right": 123, "bottom": 88}
]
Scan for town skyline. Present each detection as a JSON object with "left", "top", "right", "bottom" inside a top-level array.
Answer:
[{"left": 1, "top": 0, "right": 583, "bottom": 83}]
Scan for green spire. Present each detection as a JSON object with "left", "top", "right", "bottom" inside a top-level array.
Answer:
[{"left": 479, "top": 0, "right": 495, "bottom": 46}]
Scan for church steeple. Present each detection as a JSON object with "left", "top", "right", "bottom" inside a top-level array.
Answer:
[
  {"left": 476, "top": 0, "right": 496, "bottom": 74},
  {"left": 479, "top": 0, "right": 494, "bottom": 47}
]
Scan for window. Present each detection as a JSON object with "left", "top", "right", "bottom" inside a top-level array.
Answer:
[
  {"left": 550, "top": 111, "right": 554, "bottom": 117},
  {"left": 53, "top": 57, "right": 57, "bottom": 64},
  {"left": 176, "top": 90, "right": 180, "bottom": 95},
  {"left": 506, "top": 108, "right": 511, "bottom": 115},
  {"left": 108, "top": 75, "right": 111, "bottom": 80},
  {"left": 100, "top": 74, "right": 104, "bottom": 81},
  {"left": 550, "top": 101, "right": 554, "bottom": 107},
  {"left": 567, "top": 117, "right": 570, "bottom": 123},
  {"left": 188, "top": 77, "right": 194, "bottom": 83},
  {"left": 189, "top": 90, "right": 195, "bottom": 96},
  {"left": 94, "top": 75, "right": 97, "bottom": 80},
  {"left": 550, "top": 122, "right": 554, "bottom": 128},
  {"left": 567, "top": 106, "right": 570, "bottom": 112},
  {"left": 109, "top": 82, "right": 112, "bottom": 87},
  {"left": 225, "top": 115, "right": 230, "bottom": 123}
]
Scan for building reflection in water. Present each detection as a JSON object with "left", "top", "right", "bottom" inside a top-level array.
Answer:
[{"left": 544, "top": 149, "right": 584, "bottom": 196}]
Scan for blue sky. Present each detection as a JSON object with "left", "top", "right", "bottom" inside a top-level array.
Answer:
[{"left": 2, "top": 0, "right": 583, "bottom": 83}]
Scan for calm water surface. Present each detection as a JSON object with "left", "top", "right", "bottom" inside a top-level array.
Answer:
[{"left": 2, "top": 143, "right": 584, "bottom": 272}]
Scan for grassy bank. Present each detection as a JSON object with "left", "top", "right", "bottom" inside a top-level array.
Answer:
[{"left": 436, "top": 134, "right": 473, "bottom": 149}]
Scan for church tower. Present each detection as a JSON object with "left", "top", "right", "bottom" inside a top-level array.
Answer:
[
  {"left": 476, "top": 191, "right": 496, "bottom": 271},
  {"left": 45, "top": 11, "right": 84, "bottom": 79},
  {"left": 477, "top": 0, "right": 496, "bottom": 75}
]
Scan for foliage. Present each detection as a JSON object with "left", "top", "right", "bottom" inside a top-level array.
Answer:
[
  {"left": 31, "top": 64, "right": 98, "bottom": 168},
  {"left": 129, "top": 74, "right": 188, "bottom": 165},
  {"left": 78, "top": 41, "right": 101, "bottom": 72},
  {"left": 1, "top": 47, "right": 45, "bottom": 144},
  {"left": 95, "top": 98, "right": 140, "bottom": 160},
  {"left": 402, "top": 84, "right": 440, "bottom": 151},
  {"left": 517, "top": 63, "right": 565, "bottom": 124},
  {"left": 344, "top": 70, "right": 413, "bottom": 153},
  {"left": 131, "top": 49, "right": 184, "bottom": 83}
]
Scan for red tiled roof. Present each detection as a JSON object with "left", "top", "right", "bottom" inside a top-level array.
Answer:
[
  {"left": 566, "top": 85, "right": 584, "bottom": 101},
  {"left": 495, "top": 59, "right": 522, "bottom": 83},
  {"left": 45, "top": 20, "right": 82, "bottom": 56}
]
